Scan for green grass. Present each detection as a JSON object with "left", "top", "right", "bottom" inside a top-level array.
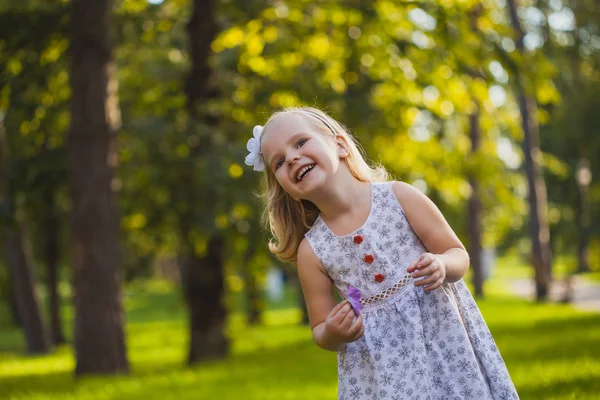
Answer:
[{"left": 1, "top": 275, "right": 599, "bottom": 400}]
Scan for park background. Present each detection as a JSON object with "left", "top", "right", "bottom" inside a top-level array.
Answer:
[{"left": 0, "top": 0, "right": 599, "bottom": 399}]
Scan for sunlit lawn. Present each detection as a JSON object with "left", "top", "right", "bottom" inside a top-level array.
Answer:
[{"left": 1, "top": 265, "right": 599, "bottom": 400}]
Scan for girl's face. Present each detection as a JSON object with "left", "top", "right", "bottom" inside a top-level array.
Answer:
[{"left": 260, "top": 114, "right": 346, "bottom": 200}]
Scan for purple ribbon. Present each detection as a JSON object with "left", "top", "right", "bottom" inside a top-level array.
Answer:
[{"left": 347, "top": 285, "right": 363, "bottom": 315}]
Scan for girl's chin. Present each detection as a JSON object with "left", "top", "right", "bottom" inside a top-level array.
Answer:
[{"left": 296, "top": 176, "right": 331, "bottom": 197}]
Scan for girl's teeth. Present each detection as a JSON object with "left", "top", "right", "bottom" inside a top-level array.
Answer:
[{"left": 297, "top": 165, "right": 314, "bottom": 181}]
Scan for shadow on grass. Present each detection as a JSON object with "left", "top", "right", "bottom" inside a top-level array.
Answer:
[
  {"left": 125, "top": 290, "right": 187, "bottom": 324},
  {"left": 0, "top": 329, "right": 24, "bottom": 353},
  {"left": 0, "top": 370, "right": 77, "bottom": 397}
]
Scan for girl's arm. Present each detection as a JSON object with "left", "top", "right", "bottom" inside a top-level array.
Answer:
[
  {"left": 391, "top": 181, "right": 470, "bottom": 289},
  {"left": 297, "top": 238, "right": 364, "bottom": 351}
]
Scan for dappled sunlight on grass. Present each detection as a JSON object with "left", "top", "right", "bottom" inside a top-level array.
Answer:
[
  {"left": 230, "top": 308, "right": 315, "bottom": 355},
  {"left": 0, "top": 305, "right": 336, "bottom": 400},
  {"left": 0, "top": 345, "right": 74, "bottom": 378},
  {"left": 476, "top": 295, "right": 600, "bottom": 399},
  {"left": 460, "top": 260, "right": 600, "bottom": 399},
  {"left": 1, "top": 277, "right": 599, "bottom": 399}
]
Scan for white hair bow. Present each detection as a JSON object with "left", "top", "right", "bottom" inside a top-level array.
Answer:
[{"left": 244, "top": 125, "right": 265, "bottom": 172}]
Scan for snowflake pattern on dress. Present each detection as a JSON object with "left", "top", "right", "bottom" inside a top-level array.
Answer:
[{"left": 304, "top": 182, "right": 519, "bottom": 400}]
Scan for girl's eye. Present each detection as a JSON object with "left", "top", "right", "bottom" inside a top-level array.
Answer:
[
  {"left": 275, "top": 159, "right": 284, "bottom": 170},
  {"left": 298, "top": 139, "right": 307, "bottom": 147}
]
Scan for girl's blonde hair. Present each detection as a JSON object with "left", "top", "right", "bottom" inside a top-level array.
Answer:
[{"left": 260, "top": 106, "right": 388, "bottom": 265}]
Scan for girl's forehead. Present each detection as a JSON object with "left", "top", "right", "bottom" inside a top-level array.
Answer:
[
  {"left": 270, "top": 113, "right": 313, "bottom": 135},
  {"left": 261, "top": 114, "right": 314, "bottom": 145}
]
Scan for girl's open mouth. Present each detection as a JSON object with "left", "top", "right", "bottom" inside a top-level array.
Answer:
[{"left": 296, "top": 164, "right": 315, "bottom": 182}]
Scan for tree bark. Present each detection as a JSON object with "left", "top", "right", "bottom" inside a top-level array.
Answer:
[
  {"left": 468, "top": 109, "right": 484, "bottom": 298},
  {"left": 68, "top": 0, "right": 128, "bottom": 375},
  {"left": 44, "top": 188, "right": 66, "bottom": 345},
  {"left": 8, "top": 285, "right": 23, "bottom": 327},
  {"left": 185, "top": 0, "right": 217, "bottom": 117},
  {"left": 242, "top": 223, "right": 262, "bottom": 326},
  {"left": 245, "top": 267, "right": 262, "bottom": 326},
  {"left": 466, "top": 6, "right": 484, "bottom": 298},
  {"left": 183, "top": 235, "right": 228, "bottom": 364},
  {"left": 0, "top": 95, "right": 46, "bottom": 349},
  {"left": 182, "top": 0, "right": 228, "bottom": 364},
  {"left": 5, "top": 227, "right": 50, "bottom": 354},
  {"left": 576, "top": 158, "right": 591, "bottom": 273},
  {"left": 506, "top": 0, "right": 552, "bottom": 300}
]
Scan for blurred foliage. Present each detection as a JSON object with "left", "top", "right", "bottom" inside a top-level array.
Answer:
[
  {"left": 0, "top": 0, "right": 598, "bottom": 396},
  {"left": 0, "top": 0, "right": 598, "bottom": 338}
]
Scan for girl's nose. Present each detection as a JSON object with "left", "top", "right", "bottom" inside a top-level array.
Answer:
[{"left": 287, "top": 153, "right": 300, "bottom": 165}]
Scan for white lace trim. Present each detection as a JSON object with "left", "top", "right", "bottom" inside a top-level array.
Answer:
[{"left": 358, "top": 273, "right": 414, "bottom": 311}]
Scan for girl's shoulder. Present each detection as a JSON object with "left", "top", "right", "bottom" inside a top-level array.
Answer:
[
  {"left": 388, "top": 180, "right": 440, "bottom": 224},
  {"left": 389, "top": 180, "right": 463, "bottom": 255},
  {"left": 388, "top": 180, "right": 423, "bottom": 208}
]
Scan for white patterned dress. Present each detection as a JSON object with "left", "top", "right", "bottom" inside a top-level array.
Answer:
[{"left": 304, "top": 182, "right": 519, "bottom": 400}]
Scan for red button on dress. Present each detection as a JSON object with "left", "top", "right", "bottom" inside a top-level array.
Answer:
[
  {"left": 364, "top": 254, "right": 374, "bottom": 264},
  {"left": 374, "top": 273, "right": 385, "bottom": 283},
  {"left": 353, "top": 235, "right": 363, "bottom": 244}
]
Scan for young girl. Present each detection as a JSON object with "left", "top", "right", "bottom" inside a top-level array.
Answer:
[{"left": 245, "top": 106, "right": 519, "bottom": 400}]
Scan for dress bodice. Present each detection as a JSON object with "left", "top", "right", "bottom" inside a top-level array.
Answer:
[{"left": 305, "top": 181, "right": 427, "bottom": 299}]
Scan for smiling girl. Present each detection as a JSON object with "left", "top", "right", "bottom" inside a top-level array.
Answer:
[{"left": 245, "top": 106, "right": 519, "bottom": 400}]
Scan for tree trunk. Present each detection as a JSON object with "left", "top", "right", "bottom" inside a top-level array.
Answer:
[
  {"left": 506, "top": 0, "right": 552, "bottom": 300},
  {"left": 245, "top": 267, "right": 262, "bottom": 326},
  {"left": 9, "top": 286, "right": 23, "bottom": 327},
  {"left": 576, "top": 158, "right": 591, "bottom": 273},
  {"left": 181, "top": 0, "right": 227, "bottom": 365},
  {"left": 0, "top": 93, "right": 44, "bottom": 346},
  {"left": 185, "top": 0, "right": 217, "bottom": 116},
  {"left": 468, "top": 109, "right": 484, "bottom": 298},
  {"left": 183, "top": 236, "right": 228, "bottom": 364},
  {"left": 5, "top": 227, "right": 50, "bottom": 354},
  {"left": 242, "top": 223, "right": 262, "bottom": 326},
  {"left": 68, "top": 0, "right": 128, "bottom": 375},
  {"left": 44, "top": 188, "right": 66, "bottom": 345},
  {"left": 466, "top": 5, "right": 485, "bottom": 298}
]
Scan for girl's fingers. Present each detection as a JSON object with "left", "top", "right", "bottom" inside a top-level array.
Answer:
[
  {"left": 412, "top": 264, "right": 437, "bottom": 279},
  {"left": 332, "top": 300, "right": 352, "bottom": 317},
  {"left": 414, "top": 272, "right": 440, "bottom": 287},
  {"left": 406, "top": 259, "right": 418, "bottom": 272},
  {"left": 332, "top": 302, "right": 351, "bottom": 320},
  {"left": 352, "top": 323, "right": 365, "bottom": 341},
  {"left": 341, "top": 307, "right": 356, "bottom": 329},
  {"left": 424, "top": 279, "right": 443, "bottom": 292},
  {"left": 348, "top": 315, "right": 363, "bottom": 336},
  {"left": 406, "top": 254, "right": 426, "bottom": 272},
  {"left": 330, "top": 300, "right": 348, "bottom": 316},
  {"left": 408, "top": 254, "right": 435, "bottom": 273}
]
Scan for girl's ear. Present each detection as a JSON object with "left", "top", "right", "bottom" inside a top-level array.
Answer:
[{"left": 335, "top": 135, "right": 350, "bottom": 158}]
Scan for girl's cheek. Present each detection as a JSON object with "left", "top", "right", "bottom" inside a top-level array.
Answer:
[{"left": 275, "top": 171, "right": 288, "bottom": 185}]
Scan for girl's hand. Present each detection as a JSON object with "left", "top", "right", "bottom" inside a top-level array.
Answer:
[
  {"left": 407, "top": 252, "right": 446, "bottom": 292},
  {"left": 324, "top": 301, "right": 364, "bottom": 344}
]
